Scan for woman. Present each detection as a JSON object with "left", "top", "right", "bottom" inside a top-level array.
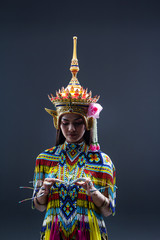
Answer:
[{"left": 32, "top": 37, "right": 116, "bottom": 240}]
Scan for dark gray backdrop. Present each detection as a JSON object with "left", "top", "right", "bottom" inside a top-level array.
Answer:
[{"left": 1, "top": 0, "right": 160, "bottom": 239}]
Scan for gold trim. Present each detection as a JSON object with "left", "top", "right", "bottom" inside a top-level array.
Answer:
[
  {"left": 45, "top": 108, "right": 93, "bottom": 130},
  {"left": 45, "top": 108, "right": 58, "bottom": 129}
]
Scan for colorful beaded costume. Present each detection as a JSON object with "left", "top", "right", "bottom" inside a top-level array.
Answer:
[
  {"left": 32, "top": 37, "right": 116, "bottom": 240},
  {"left": 33, "top": 142, "right": 116, "bottom": 240}
]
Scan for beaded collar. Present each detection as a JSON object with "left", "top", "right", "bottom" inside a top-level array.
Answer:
[
  {"left": 64, "top": 141, "right": 86, "bottom": 163},
  {"left": 65, "top": 141, "right": 84, "bottom": 150}
]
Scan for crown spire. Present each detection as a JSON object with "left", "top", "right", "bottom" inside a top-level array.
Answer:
[
  {"left": 68, "top": 36, "right": 81, "bottom": 90},
  {"left": 47, "top": 36, "right": 99, "bottom": 107},
  {"left": 72, "top": 36, "right": 78, "bottom": 60},
  {"left": 70, "top": 36, "right": 79, "bottom": 76}
]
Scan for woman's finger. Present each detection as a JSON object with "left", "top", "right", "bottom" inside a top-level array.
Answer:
[
  {"left": 75, "top": 181, "right": 86, "bottom": 185},
  {"left": 43, "top": 181, "right": 52, "bottom": 185},
  {"left": 44, "top": 178, "right": 56, "bottom": 182}
]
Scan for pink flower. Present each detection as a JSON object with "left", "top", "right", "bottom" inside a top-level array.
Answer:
[
  {"left": 91, "top": 145, "right": 97, "bottom": 151},
  {"left": 87, "top": 103, "right": 103, "bottom": 119},
  {"left": 89, "top": 143, "right": 100, "bottom": 151},
  {"left": 96, "top": 144, "right": 100, "bottom": 150},
  {"left": 89, "top": 144, "right": 95, "bottom": 151}
]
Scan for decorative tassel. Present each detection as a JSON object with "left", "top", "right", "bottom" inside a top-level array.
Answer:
[
  {"left": 88, "top": 210, "right": 101, "bottom": 240},
  {"left": 89, "top": 118, "right": 100, "bottom": 151},
  {"left": 50, "top": 215, "right": 60, "bottom": 240},
  {"left": 87, "top": 102, "right": 103, "bottom": 151},
  {"left": 92, "top": 212, "right": 101, "bottom": 240},
  {"left": 45, "top": 224, "right": 51, "bottom": 240},
  {"left": 77, "top": 216, "right": 86, "bottom": 240}
]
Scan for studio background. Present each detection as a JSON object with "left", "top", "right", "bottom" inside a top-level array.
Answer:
[{"left": 1, "top": 1, "right": 160, "bottom": 239}]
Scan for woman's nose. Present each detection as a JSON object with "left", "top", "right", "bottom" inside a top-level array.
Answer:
[{"left": 68, "top": 123, "right": 75, "bottom": 131}]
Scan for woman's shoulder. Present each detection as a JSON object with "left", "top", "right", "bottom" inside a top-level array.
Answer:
[
  {"left": 36, "top": 144, "right": 63, "bottom": 162},
  {"left": 100, "top": 151, "right": 114, "bottom": 166},
  {"left": 87, "top": 149, "right": 114, "bottom": 168}
]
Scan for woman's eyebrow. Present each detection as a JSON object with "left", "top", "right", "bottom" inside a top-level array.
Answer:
[
  {"left": 62, "top": 117, "right": 82, "bottom": 121},
  {"left": 61, "top": 118, "right": 69, "bottom": 121},
  {"left": 74, "top": 117, "right": 83, "bottom": 121}
]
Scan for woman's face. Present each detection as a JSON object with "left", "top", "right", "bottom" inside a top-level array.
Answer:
[{"left": 60, "top": 113, "right": 86, "bottom": 143}]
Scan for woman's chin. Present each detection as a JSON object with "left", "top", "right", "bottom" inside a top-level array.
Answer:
[
  {"left": 66, "top": 135, "right": 83, "bottom": 143},
  {"left": 66, "top": 138, "right": 79, "bottom": 143}
]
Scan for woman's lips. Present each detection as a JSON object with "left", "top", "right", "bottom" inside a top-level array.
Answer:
[{"left": 68, "top": 133, "right": 77, "bottom": 137}]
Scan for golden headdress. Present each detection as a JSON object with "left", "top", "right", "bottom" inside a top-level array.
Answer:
[{"left": 45, "top": 36, "right": 101, "bottom": 131}]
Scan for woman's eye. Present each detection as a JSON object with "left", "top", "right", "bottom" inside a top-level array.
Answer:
[
  {"left": 75, "top": 122, "right": 83, "bottom": 125},
  {"left": 61, "top": 121, "right": 83, "bottom": 126},
  {"left": 62, "top": 122, "right": 68, "bottom": 125}
]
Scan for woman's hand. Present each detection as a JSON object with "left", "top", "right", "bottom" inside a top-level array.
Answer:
[
  {"left": 41, "top": 178, "right": 57, "bottom": 196},
  {"left": 34, "top": 178, "right": 56, "bottom": 212},
  {"left": 75, "top": 177, "right": 97, "bottom": 195},
  {"left": 75, "top": 177, "right": 111, "bottom": 216}
]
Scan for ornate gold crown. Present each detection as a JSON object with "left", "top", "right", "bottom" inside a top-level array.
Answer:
[{"left": 45, "top": 36, "right": 100, "bottom": 129}]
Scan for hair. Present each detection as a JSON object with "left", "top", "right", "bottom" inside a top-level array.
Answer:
[{"left": 55, "top": 114, "right": 92, "bottom": 146}]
